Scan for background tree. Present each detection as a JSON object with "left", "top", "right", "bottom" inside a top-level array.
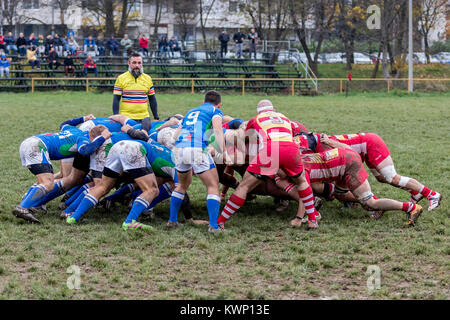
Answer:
[{"left": 417, "top": 0, "right": 446, "bottom": 63}]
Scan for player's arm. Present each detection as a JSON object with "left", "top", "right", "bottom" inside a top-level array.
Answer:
[
  {"left": 172, "top": 125, "right": 182, "bottom": 143},
  {"left": 319, "top": 134, "right": 352, "bottom": 150},
  {"left": 59, "top": 114, "right": 95, "bottom": 130},
  {"left": 109, "top": 114, "right": 129, "bottom": 125},
  {"left": 148, "top": 94, "right": 159, "bottom": 120},
  {"left": 121, "top": 124, "right": 149, "bottom": 141},
  {"left": 77, "top": 129, "right": 111, "bottom": 156},
  {"left": 212, "top": 115, "right": 225, "bottom": 154},
  {"left": 112, "top": 78, "right": 123, "bottom": 115},
  {"left": 156, "top": 117, "right": 180, "bottom": 131}
]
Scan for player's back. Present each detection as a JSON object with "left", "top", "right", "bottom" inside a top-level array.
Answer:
[
  {"left": 35, "top": 126, "right": 84, "bottom": 159},
  {"left": 329, "top": 133, "right": 366, "bottom": 156},
  {"left": 301, "top": 148, "right": 347, "bottom": 182},
  {"left": 143, "top": 141, "right": 176, "bottom": 178},
  {"left": 176, "top": 103, "right": 223, "bottom": 149},
  {"left": 247, "top": 111, "right": 294, "bottom": 144}
]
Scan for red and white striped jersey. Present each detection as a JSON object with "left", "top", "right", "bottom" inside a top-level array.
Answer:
[
  {"left": 246, "top": 111, "right": 294, "bottom": 144},
  {"left": 301, "top": 148, "right": 348, "bottom": 183}
]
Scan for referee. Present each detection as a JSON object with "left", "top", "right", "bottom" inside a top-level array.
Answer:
[{"left": 112, "top": 52, "right": 159, "bottom": 132}]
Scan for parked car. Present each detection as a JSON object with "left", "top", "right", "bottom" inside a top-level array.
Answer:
[
  {"left": 341, "top": 52, "right": 373, "bottom": 64},
  {"left": 434, "top": 52, "right": 450, "bottom": 64},
  {"left": 325, "top": 52, "right": 345, "bottom": 63}
]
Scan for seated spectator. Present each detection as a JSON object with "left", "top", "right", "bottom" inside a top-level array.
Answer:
[
  {"left": 120, "top": 34, "right": 133, "bottom": 57},
  {"left": 96, "top": 35, "right": 105, "bottom": 56},
  {"left": 53, "top": 34, "right": 63, "bottom": 56},
  {"left": 5, "top": 32, "right": 17, "bottom": 55},
  {"left": 168, "top": 36, "right": 182, "bottom": 58},
  {"left": 16, "top": 32, "right": 27, "bottom": 56},
  {"left": 67, "top": 36, "right": 79, "bottom": 55},
  {"left": 0, "top": 34, "right": 5, "bottom": 52},
  {"left": 84, "top": 54, "right": 98, "bottom": 77},
  {"left": 84, "top": 35, "right": 97, "bottom": 56},
  {"left": 27, "top": 33, "right": 37, "bottom": 48},
  {"left": 158, "top": 36, "right": 169, "bottom": 57},
  {"left": 107, "top": 34, "right": 119, "bottom": 56},
  {"left": 0, "top": 53, "right": 10, "bottom": 78},
  {"left": 48, "top": 47, "right": 61, "bottom": 70},
  {"left": 26, "top": 46, "right": 40, "bottom": 69},
  {"left": 37, "top": 37, "right": 46, "bottom": 57},
  {"left": 139, "top": 34, "right": 149, "bottom": 56},
  {"left": 61, "top": 35, "right": 69, "bottom": 54},
  {"left": 45, "top": 35, "right": 54, "bottom": 55},
  {"left": 64, "top": 52, "right": 75, "bottom": 77}
]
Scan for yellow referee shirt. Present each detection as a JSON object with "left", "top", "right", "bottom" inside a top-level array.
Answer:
[{"left": 113, "top": 71, "right": 156, "bottom": 120}]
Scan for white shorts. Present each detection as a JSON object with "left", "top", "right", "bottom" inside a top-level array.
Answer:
[
  {"left": 89, "top": 138, "right": 111, "bottom": 172},
  {"left": 78, "top": 120, "right": 96, "bottom": 132},
  {"left": 105, "top": 140, "right": 149, "bottom": 174},
  {"left": 157, "top": 127, "right": 176, "bottom": 149},
  {"left": 19, "top": 136, "right": 50, "bottom": 167},
  {"left": 173, "top": 147, "right": 215, "bottom": 174}
]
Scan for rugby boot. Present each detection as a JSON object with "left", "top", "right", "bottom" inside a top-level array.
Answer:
[
  {"left": 427, "top": 192, "right": 442, "bottom": 211},
  {"left": 12, "top": 205, "right": 41, "bottom": 224},
  {"left": 122, "top": 220, "right": 154, "bottom": 231},
  {"left": 406, "top": 205, "right": 423, "bottom": 227}
]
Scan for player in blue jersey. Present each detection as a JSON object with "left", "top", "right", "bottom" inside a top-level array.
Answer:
[
  {"left": 66, "top": 137, "right": 182, "bottom": 230},
  {"left": 14, "top": 115, "right": 96, "bottom": 223},
  {"left": 168, "top": 90, "right": 226, "bottom": 233}
]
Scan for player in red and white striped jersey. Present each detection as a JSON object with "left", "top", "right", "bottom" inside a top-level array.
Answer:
[{"left": 217, "top": 99, "right": 321, "bottom": 229}]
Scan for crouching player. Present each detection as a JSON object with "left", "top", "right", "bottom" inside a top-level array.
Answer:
[{"left": 66, "top": 139, "right": 159, "bottom": 231}]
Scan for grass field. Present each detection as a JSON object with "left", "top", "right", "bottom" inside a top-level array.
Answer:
[{"left": 0, "top": 92, "right": 448, "bottom": 300}]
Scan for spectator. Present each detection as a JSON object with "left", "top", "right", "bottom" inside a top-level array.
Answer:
[
  {"left": 120, "top": 34, "right": 133, "bottom": 57},
  {"left": 218, "top": 29, "right": 230, "bottom": 58},
  {"left": 139, "top": 34, "right": 149, "bottom": 57},
  {"left": 84, "top": 35, "right": 97, "bottom": 56},
  {"left": 16, "top": 33, "right": 27, "bottom": 56},
  {"left": 107, "top": 34, "right": 119, "bottom": 56},
  {"left": 53, "top": 34, "right": 63, "bottom": 56},
  {"left": 64, "top": 52, "right": 75, "bottom": 77},
  {"left": 45, "top": 35, "right": 54, "bottom": 54},
  {"left": 168, "top": 36, "right": 182, "bottom": 58},
  {"left": 61, "top": 35, "right": 69, "bottom": 54},
  {"left": 27, "top": 33, "right": 37, "bottom": 48},
  {"left": 96, "top": 35, "right": 105, "bottom": 56},
  {"left": 37, "top": 35, "right": 46, "bottom": 57},
  {"left": 0, "top": 53, "right": 10, "bottom": 77},
  {"left": 5, "top": 32, "right": 17, "bottom": 55},
  {"left": 48, "top": 47, "right": 61, "bottom": 70},
  {"left": 248, "top": 28, "right": 258, "bottom": 59},
  {"left": 233, "top": 28, "right": 245, "bottom": 58},
  {"left": 84, "top": 54, "right": 98, "bottom": 77},
  {"left": 158, "top": 36, "right": 169, "bottom": 58},
  {"left": 0, "top": 34, "right": 5, "bottom": 52},
  {"left": 67, "top": 36, "right": 79, "bottom": 55},
  {"left": 26, "top": 46, "right": 40, "bottom": 69}
]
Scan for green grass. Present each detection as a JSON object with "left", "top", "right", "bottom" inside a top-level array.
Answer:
[{"left": 0, "top": 92, "right": 449, "bottom": 300}]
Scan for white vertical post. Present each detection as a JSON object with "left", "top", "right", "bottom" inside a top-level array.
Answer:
[{"left": 408, "top": 0, "right": 413, "bottom": 92}]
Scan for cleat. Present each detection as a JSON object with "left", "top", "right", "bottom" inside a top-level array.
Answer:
[
  {"left": 66, "top": 216, "right": 77, "bottom": 225},
  {"left": 58, "top": 201, "right": 67, "bottom": 210},
  {"left": 122, "top": 220, "right": 154, "bottom": 231},
  {"left": 60, "top": 211, "right": 72, "bottom": 219},
  {"left": 208, "top": 225, "right": 225, "bottom": 233},
  {"left": 99, "top": 198, "right": 115, "bottom": 211},
  {"left": 307, "top": 220, "right": 319, "bottom": 230},
  {"left": 369, "top": 210, "right": 385, "bottom": 220},
  {"left": 141, "top": 207, "right": 154, "bottom": 216},
  {"left": 275, "top": 199, "right": 289, "bottom": 212},
  {"left": 61, "top": 193, "right": 70, "bottom": 203},
  {"left": 167, "top": 220, "right": 182, "bottom": 228},
  {"left": 427, "top": 193, "right": 441, "bottom": 211},
  {"left": 218, "top": 222, "right": 225, "bottom": 230},
  {"left": 290, "top": 216, "right": 305, "bottom": 227},
  {"left": 29, "top": 204, "right": 48, "bottom": 214},
  {"left": 12, "top": 206, "right": 41, "bottom": 224},
  {"left": 406, "top": 205, "right": 423, "bottom": 227},
  {"left": 411, "top": 193, "right": 423, "bottom": 204},
  {"left": 314, "top": 197, "right": 323, "bottom": 211},
  {"left": 315, "top": 211, "right": 322, "bottom": 221}
]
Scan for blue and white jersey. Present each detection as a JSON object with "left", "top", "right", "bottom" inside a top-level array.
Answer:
[
  {"left": 78, "top": 118, "right": 123, "bottom": 133},
  {"left": 35, "top": 126, "right": 85, "bottom": 160},
  {"left": 175, "top": 102, "right": 223, "bottom": 149}
]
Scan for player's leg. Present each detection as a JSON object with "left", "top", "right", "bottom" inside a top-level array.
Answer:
[
  {"left": 374, "top": 156, "right": 441, "bottom": 211},
  {"left": 168, "top": 169, "right": 192, "bottom": 226},
  {"left": 217, "top": 170, "right": 262, "bottom": 228},
  {"left": 197, "top": 166, "right": 223, "bottom": 232}
]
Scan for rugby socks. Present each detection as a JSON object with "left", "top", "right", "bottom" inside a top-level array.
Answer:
[
  {"left": 65, "top": 184, "right": 89, "bottom": 207},
  {"left": 34, "top": 181, "right": 65, "bottom": 206},
  {"left": 169, "top": 191, "right": 185, "bottom": 222},
  {"left": 65, "top": 185, "right": 82, "bottom": 198},
  {"left": 64, "top": 188, "right": 89, "bottom": 214},
  {"left": 71, "top": 194, "right": 98, "bottom": 221},
  {"left": 402, "top": 202, "right": 417, "bottom": 213},
  {"left": 298, "top": 187, "right": 318, "bottom": 222},
  {"left": 217, "top": 193, "right": 245, "bottom": 225},
  {"left": 206, "top": 194, "right": 221, "bottom": 229},
  {"left": 20, "top": 184, "right": 48, "bottom": 209},
  {"left": 125, "top": 197, "right": 149, "bottom": 223},
  {"left": 104, "top": 183, "right": 135, "bottom": 203},
  {"left": 148, "top": 183, "right": 173, "bottom": 209},
  {"left": 418, "top": 186, "right": 437, "bottom": 199}
]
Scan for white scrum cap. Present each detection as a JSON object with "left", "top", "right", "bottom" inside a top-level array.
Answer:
[{"left": 256, "top": 99, "right": 274, "bottom": 113}]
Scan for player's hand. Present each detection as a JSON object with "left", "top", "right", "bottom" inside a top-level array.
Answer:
[
  {"left": 84, "top": 114, "right": 95, "bottom": 121},
  {"left": 121, "top": 124, "right": 132, "bottom": 133},
  {"left": 101, "top": 129, "right": 112, "bottom": 139}
]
